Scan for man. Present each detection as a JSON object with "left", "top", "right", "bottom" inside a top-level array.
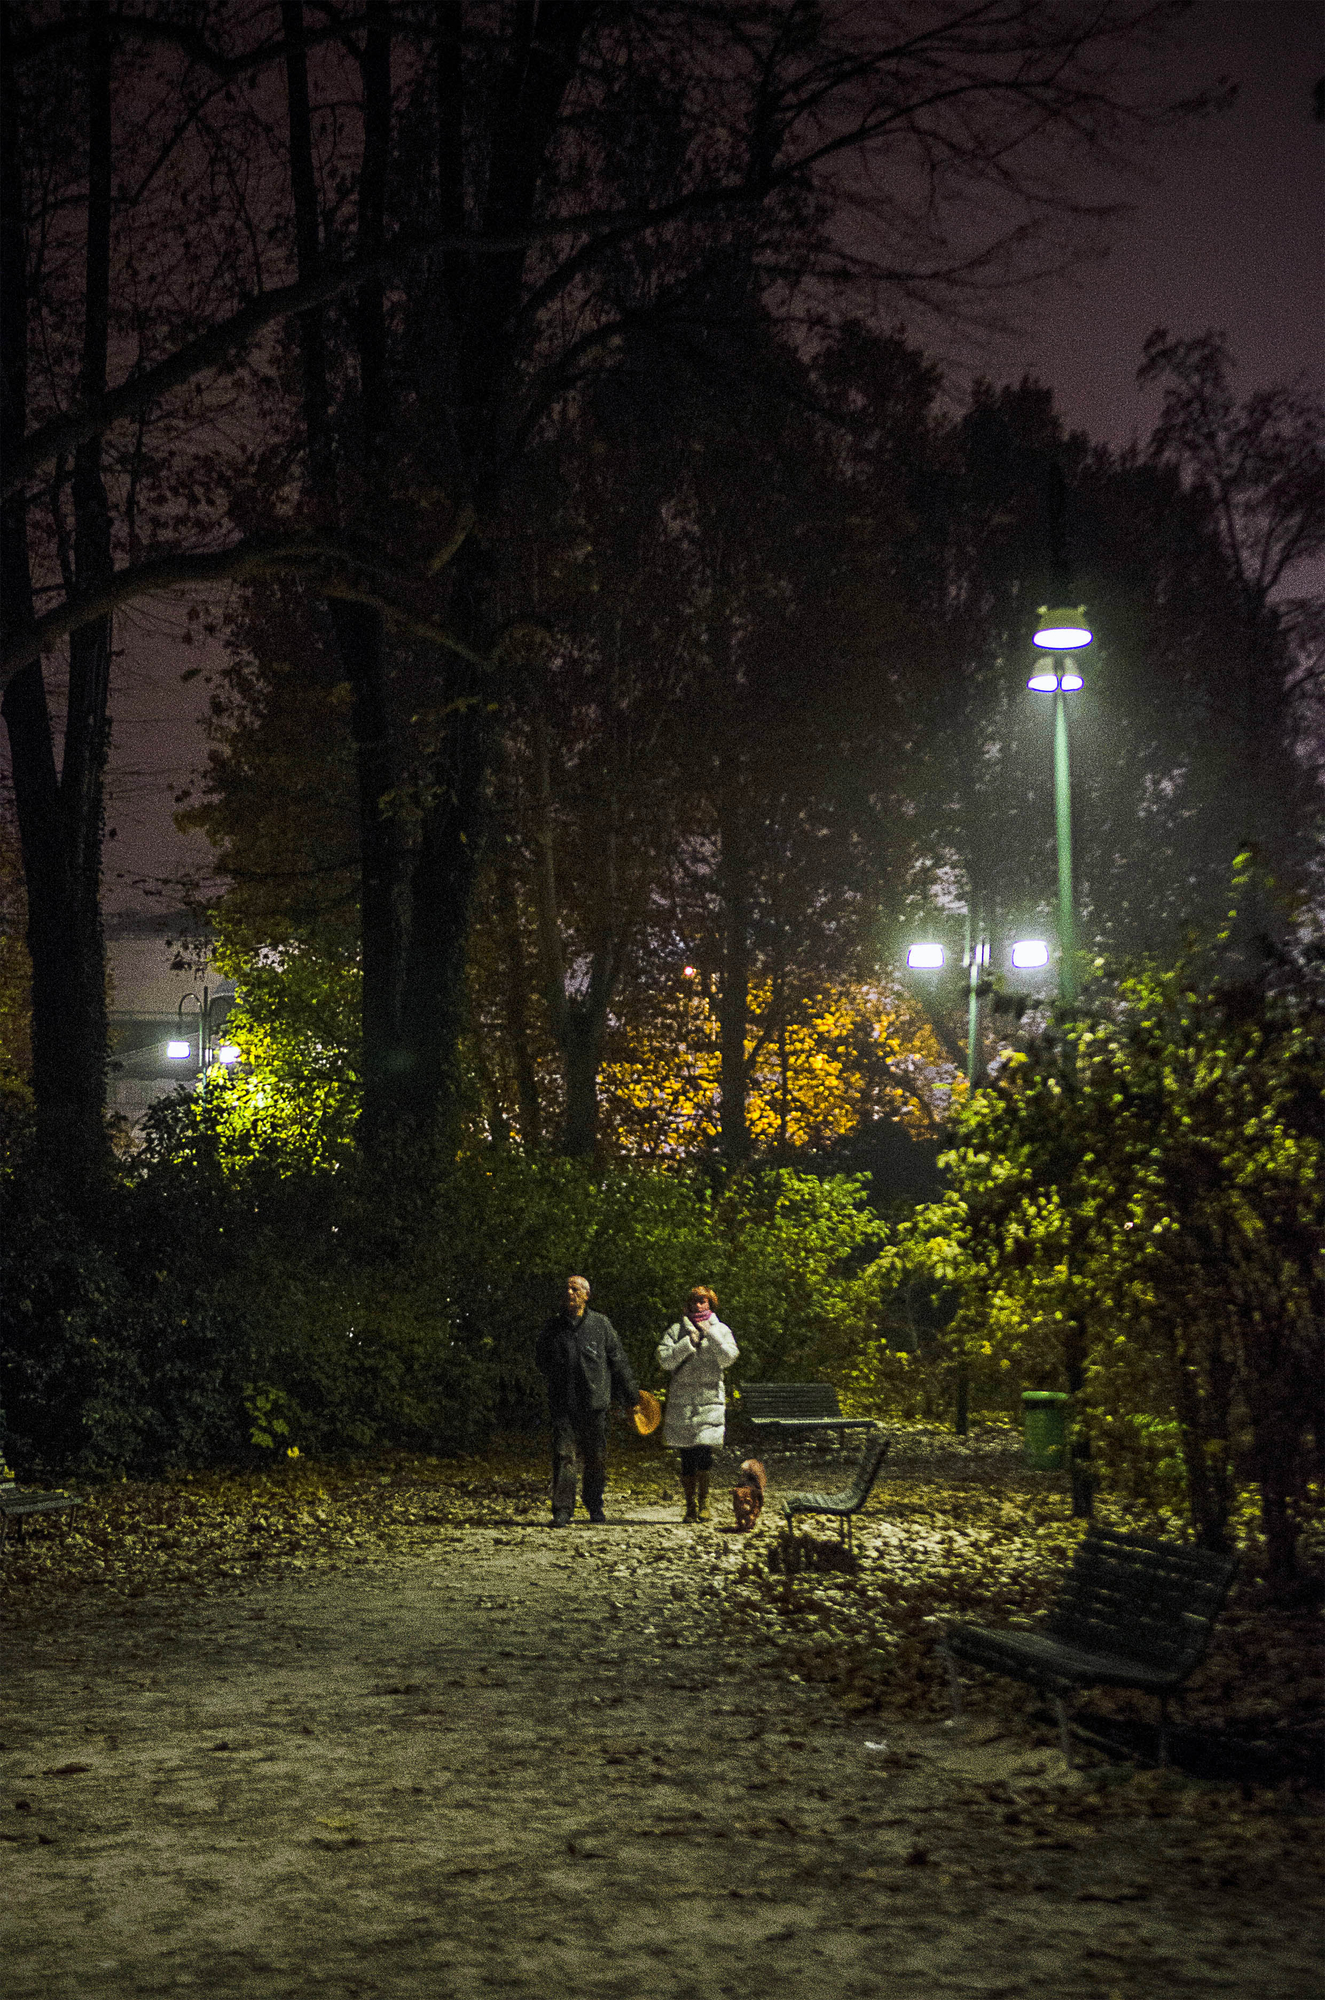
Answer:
[{"left": 535, "top": 1275, "right": 640, "bottom": 1526}]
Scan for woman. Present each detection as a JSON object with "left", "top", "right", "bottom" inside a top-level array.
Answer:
[{"left": 656, "top": 1285, "right": 738, "bottom": 1523}]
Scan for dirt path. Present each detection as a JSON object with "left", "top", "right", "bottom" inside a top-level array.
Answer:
[{"left": 4, "top": 1482, "right": 1321, "bottom": 2000}]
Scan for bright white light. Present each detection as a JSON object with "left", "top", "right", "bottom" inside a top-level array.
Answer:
[
  {"left": 1060, "top": 670, "right": 1083, "bottom": 691},
  {"left": 906, "top": 943, "right": 944, "bottom": 969},
  {"left": 1011, "top": 940, "right": 1050, "bottom": 969},
  {"left": 1027, "top": 671, "right": 1060, "bottom": 692},
  {"left": 166, "top": 1039, "right": 190, "bottom": 1059},
  {"left": 682, "top": 965, "right": 697, "bottom": 978},
  {"left": 1032, "top": 609, "right": 1092, "bottom": 648},
  {"left": 216, "top": 1045, "right": 241, "bottom": 1065}
]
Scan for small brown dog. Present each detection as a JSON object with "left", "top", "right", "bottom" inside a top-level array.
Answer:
[{"left": 730, "top": 1458, "right": 767, "bottom": 1533}]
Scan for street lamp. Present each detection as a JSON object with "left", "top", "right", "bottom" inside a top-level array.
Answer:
[
  {"left": 1027, "top": 606, "right": 1092, "bottom": 1003},
  {"left": 1010, "top": 939, "right": 1050, "bottom": 970},
  {"left": 177, "top": 987, "right": 234, "bottom": 1083},
  {"left": 905, "top": 942, "right": 944, "bottom": 969}
]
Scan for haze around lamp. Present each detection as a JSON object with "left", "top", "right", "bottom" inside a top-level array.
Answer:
[
  {"left": 1032, "top": 607, "right": 1092, "bottom": 649},
  {"left": 1011, "top": 939, "right": 1050, "bottom": 969}
]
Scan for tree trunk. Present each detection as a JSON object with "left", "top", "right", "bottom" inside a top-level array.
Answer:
[
  {"left": 284, "top": 1, "right": 412, "bottom": 1155},
  {"left": 529, "top": 711, "right": 618, "bottom": 1158},
  {"left": 401, "top": 628, "right": 488, "bottom": 1160},
  {"left": 1, "top": 2, "right": 114, "bottom": 1184},
  {"left": 717, "top": 785, "right": 751, "bottom": 1165},
  {"left": 493, "top": 850, "right": 542, "bottom": 1148}
]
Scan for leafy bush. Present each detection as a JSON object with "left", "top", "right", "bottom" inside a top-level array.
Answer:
[
  {"left": 2, "top": 1080, "right": 893, "bottom": 1476},
  {"left": 848, "top": 917, "right": 1324, "bottom": 1584}
]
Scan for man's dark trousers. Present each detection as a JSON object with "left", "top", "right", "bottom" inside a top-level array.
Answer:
[{"left": 551, "top": 1410, "right": 609, "bottom": 1521}]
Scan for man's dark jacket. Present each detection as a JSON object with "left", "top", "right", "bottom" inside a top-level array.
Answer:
[{"left": 536, "top": 1308, "right": 638, "bottom": 1425}]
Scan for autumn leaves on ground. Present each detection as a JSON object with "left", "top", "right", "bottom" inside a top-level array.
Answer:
[{"left": 4, "top": 1425, "right": 1322, "bottom": 1998}]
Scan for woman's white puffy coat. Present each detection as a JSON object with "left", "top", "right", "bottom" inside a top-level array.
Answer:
[{"left": 657, "top": 1317, "right": 739, "bottom": 1448}]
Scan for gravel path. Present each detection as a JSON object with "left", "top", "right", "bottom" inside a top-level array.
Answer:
[{"left": 4, "top": 1470, "right": 1321, "bottom": 2000}]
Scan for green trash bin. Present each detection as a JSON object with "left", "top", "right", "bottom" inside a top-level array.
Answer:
[{"left": 1022, "top": 1390, "right": 1069, "bottom": 1471}]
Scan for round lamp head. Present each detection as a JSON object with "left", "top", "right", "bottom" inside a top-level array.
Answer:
[
  {"left": 1011, "top": 939, "right": 1050, "bottom": 970},
  {"left": 166, "top": 1039, "right": 190, "bottom": 1059},
  {"left": 1032, "top": 606, "right": 1092, "bottom": 650},
  {"left": 1027, "top": 670, "right": 1060, "bottom": 692},
  {"left": 906, "top": 942, "right": 944, "bottom": 970}
]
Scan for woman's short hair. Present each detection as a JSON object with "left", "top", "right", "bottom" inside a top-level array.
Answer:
[{"left": 687, "top": 1283, "right": 719, "bottom": 1313}]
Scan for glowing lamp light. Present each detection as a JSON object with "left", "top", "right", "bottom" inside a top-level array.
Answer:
[
  {"left": 1027, "top": 670, "right": 1060, "bottom": 692},
  {"left": 216, "top": 1044, "right": 241, "bottom": 1065},
  {"left": 1011, "top": 939, "right": 1050, "bottom": 970},
  {"left": 1032, "top": 607, "right": 1092, "bottom": 650},
  {"left": 682, "top": 964, "right": 697, "bottom": 978},
  {"left": 166, "top": 1039, "right": 191, "bottom": 1059},
  {"left": 1059, "top": 670, "right": 1083, "bottom": 691},
  {"left": 906, "top": 942, "right": 944, "bottom": 970}
]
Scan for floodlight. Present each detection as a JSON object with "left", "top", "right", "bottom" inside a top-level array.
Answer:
[
  {"left": 1032, "top": 607, "right": 1092, "bottom": 650},
  {"left": 166, "top": 1039, "right": 190, "bottom": 1059},
  {"left": 1011, "top": 940, "right": 1050, "bottom": 969},
  {"left": 906, "top": 943, "right": 944, "bottom": 969}
]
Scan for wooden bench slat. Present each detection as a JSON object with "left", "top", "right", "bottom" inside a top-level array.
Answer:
[
  {"left": 0, "top": 1489, "right": 85, "bottom": 1555},
  {"left": 782, "top": 1434, "right": 891, "bottom": 1550},
  {"left": 941, "top": 1525, "right": 1239, "bottom": 1765},
  {"left": 738, "top": 1384, "right": 875, "bottom": 1443}
]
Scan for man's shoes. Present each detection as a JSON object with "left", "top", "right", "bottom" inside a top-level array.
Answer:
[{"left": 587, "top": 1509, "right": 607, "bottom": 1524}]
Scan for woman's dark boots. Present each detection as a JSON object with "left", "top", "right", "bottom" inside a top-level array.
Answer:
[
  {"left": 696, "top": 1474, "right": 712, "bottom": 1522},
  {"left": 682, "top": 1475, "right": 698, "bottom": 1523}
]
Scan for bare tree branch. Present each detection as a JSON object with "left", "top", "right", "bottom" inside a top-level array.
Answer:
[{"left": 0, "top": 530, "right": 485, "bottom": 688}]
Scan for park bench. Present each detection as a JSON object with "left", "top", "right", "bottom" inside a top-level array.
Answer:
[
  {"left": 782, "top": 1431, "right": 892, "bottom": 1552},
  {"left": 738, "top": 1382, "right": 877, "bottom": 1448},
  {"left": 940, "top": 1525, "right": 1239, "bottom": 1766},
  {"left": 0, "top": 1487, "right": 86, "bottom": 1558}
]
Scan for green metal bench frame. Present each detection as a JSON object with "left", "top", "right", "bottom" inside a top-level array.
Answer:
[
  {"left": 0, "top": 1488, "right": 86, "bottom": 1558},
  {"left": 941, "top": 1525, "right": 1238, "bottom": 1765},
  {"left": 739, "top": 1382, "right": 877, "bottom": 1448},
  {"left": 781, "top": 1432, "right": 892, "bottom": 1552}
]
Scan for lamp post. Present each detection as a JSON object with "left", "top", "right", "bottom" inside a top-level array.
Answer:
[
  {"left": 1029, "top": 611, "right": 1096, "bottom": 1516},
  {"left": 177, "top": 989, "right": 209, "bottom": 1075},
  {"left": 1028, "top": 607, "right": 1091, "bottom": 1005}
]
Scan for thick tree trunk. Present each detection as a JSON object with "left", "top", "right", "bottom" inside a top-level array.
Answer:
[
  {"left": 1, "top": 2, "right": 114, "bottom": 1182},
  {"left": 284, "top": 1, "right": 413, "bottom": 1155}
]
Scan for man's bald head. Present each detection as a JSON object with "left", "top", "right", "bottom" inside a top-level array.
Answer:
[{"left": 565, "top": 1274, "right": 590, "bottom": 1318}]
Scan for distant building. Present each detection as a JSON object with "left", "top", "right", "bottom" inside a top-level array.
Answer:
[{"left": 105, "top": 913, "right": 235, "bottom": 1134}]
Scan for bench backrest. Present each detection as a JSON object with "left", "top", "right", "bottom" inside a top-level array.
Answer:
[
  {"left": 739, "top": 1383, "right": 842, "bottom": 1420},
  {"left": 842, "top": 1433, "right": 891, "bottom": 1507},
  {"left": 1048, "top": 1527, "right": 1238, "bottom": 1678}
]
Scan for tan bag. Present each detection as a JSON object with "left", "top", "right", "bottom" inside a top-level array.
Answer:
[{"left": 633, "top": 1389, "right": 662, "bottom": 1435}]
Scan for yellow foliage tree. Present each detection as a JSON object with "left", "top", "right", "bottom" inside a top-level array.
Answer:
[{"left": 598, "top": 974, "right": 958, "bottom": 1159}]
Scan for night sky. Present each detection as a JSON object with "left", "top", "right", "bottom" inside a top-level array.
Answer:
[{"left": 29, "top": 0, "right": 1325, "bottom": 925}]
